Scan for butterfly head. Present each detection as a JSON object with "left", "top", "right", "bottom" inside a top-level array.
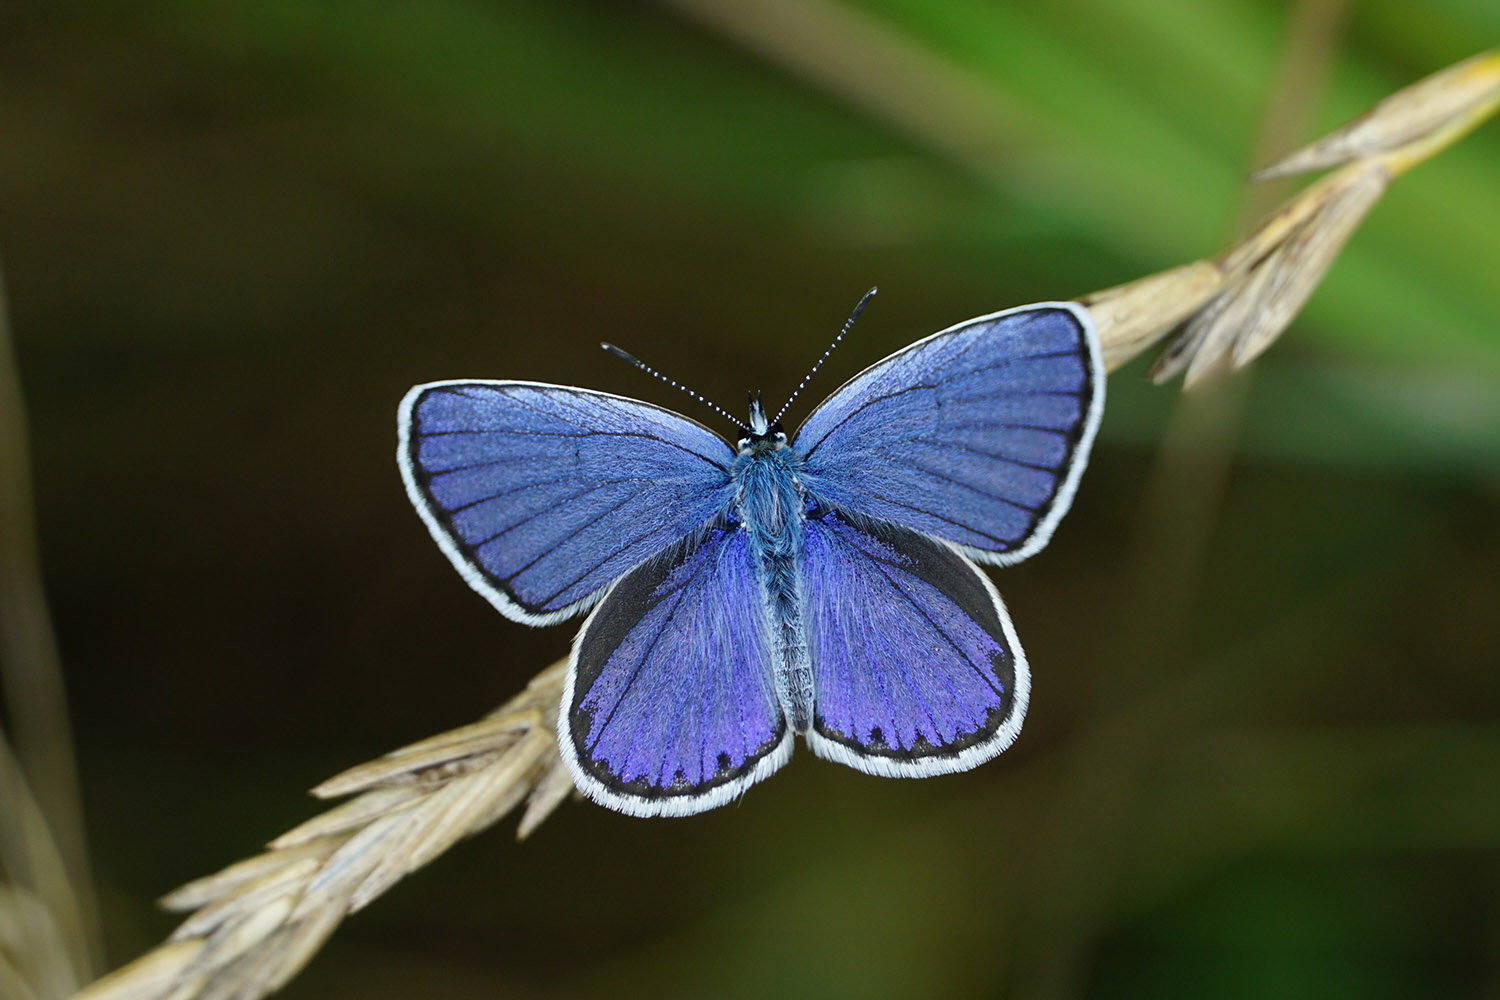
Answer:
[{"left": 737, "top": 390, "right": 787, "bottom": 455}]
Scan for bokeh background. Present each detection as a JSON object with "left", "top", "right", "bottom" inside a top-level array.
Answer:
[{"left": 3, "top": 1, "right": 1499, "bottom": 997}]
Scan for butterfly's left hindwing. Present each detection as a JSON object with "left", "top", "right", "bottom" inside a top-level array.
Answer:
[
  {"left": 801, "top": 511, "right": 1028, "bottom": 776},
  {"left": 561, "top": 527, "right": 792, "bottom": 817}
]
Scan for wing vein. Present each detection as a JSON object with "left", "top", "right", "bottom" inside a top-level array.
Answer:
[
  {"left": 869, "top": 555, "right": 1004, "bottom": 699},
  {"left": 581, "top": 541, "right": 721, "bottom": 755}
]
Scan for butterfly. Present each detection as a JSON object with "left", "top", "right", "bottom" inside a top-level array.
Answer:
[{"left": 398, "top": 293, "right": 1103, "bottom": 817}]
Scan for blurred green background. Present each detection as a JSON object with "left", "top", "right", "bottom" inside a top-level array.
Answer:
[{"left": 2, "top": 1, "right": 1499, "bottom": 998}]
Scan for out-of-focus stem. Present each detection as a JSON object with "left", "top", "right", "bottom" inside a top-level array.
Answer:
[{"left": 0, "top": 259, "right": 101, "bottom": 981}]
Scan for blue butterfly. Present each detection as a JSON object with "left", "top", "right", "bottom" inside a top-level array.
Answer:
[{"left": 398, "top": 294, "right": 1103, "bottom": 817}]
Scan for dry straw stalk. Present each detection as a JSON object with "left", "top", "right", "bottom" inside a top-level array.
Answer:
[
  {"left": 72, "top": 662, "right": 572, "bottom": 1000},
  {"left": 1087, "top": 46, "right": 1500, "bottom": 387},
  {"left": 66, "top": 47, "right": 1500, "bottom": 1000}
]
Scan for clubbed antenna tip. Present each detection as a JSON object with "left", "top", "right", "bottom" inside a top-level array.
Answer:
[{"left": 600, "top": 342, "right": 637, "bottom": 364}]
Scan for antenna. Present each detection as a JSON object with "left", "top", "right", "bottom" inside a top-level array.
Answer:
[
  {"left": 601, "top": 342, "right": 740, "bottom": 426},
  {"left": 771, "top": 286, "right": 876, "bottom": 426}
]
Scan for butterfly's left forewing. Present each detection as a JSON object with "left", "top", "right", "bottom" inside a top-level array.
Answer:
[
  {"left": 800, "top": 510, "right": 1028, "bottom": 776},
  {"left": 562, "top": 527, "right": 792, "bottom": 817},
  {"left": 400, "top": 381, "right": 735, "bottom": 625}
]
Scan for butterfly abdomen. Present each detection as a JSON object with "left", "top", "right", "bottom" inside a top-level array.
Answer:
[{"left": 732, "top": 449, "right": 814, "bottom": 731}]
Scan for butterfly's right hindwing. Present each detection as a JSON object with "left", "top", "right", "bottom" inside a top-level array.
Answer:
[
  {"left": 561, "top": 527, "right": 792, "bottom": 817},
  {"left": 800, "top": 511, "right": 1028, "bottom": 776},
  {"left": 399, "top": 381, "right": 736, "bottom": 625}
]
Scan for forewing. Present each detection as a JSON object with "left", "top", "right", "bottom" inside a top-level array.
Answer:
[
  {"left": 794, "top": 303, "right": 1102, "bottom": 565},
  {"left": 399, "top": 380, "right": 736, "bottom": 625},
  {"left": 561, "top": 527, "right": 791, "bottom": 817},
  {"left": 801, "top": 511, "right": 1028, "bottom": 776}
]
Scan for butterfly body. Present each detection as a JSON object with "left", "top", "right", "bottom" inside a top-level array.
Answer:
[
  {"left": 399, "top": 301, "right": 1104, "bottom": 817},
  {"left": 731, "top": 436, "right": 815, "bottom": 731}
]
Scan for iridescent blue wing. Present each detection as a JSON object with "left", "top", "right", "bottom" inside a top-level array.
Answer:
[
  {"left": 560, "top": 527, "right": 792, "bottom": 817},
  {"left": 399, "top": 381, "right": 736, "bottom": 625},
  {"left": 801, "top": 510, "right": 1027, "bottom": 775},
  {"left": 793, "top": 303, "right": 1103, "bottom": 566}
]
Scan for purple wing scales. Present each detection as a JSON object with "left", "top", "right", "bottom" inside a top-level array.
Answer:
[
  {"left": 801, "top": 511, "right": 1028, "bottom": 775},
  {"left": 793, "top": 303, "right": 1102, "bottom": 565},
  {"left": 400, "top": 381, "right": 736, "bottom": 624},
  {"left": 561, "top": 527, "right": 791, "bottom": 817}
]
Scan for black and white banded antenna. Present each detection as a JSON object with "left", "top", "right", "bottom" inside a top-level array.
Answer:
[
  {"left": 601, "top": 342, "right": 740, "bottom": 426},
  {"left": 771, "top": 286, "right": 877, "bottom": 426}
]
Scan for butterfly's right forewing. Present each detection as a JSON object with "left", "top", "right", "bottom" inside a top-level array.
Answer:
[
  {"left": 399, "top": 381, "right": 736, "bottom": 625},
  {"left": 793, "top": 303, "right": 1102, "bottom": 566}
]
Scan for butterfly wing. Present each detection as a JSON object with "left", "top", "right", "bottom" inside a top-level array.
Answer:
[
  {"left": 799, "top": 509, "right": 1027, "bottom": 775},
  {"left": 793, "top": 302, "right": 1102, "bottom": 566},
  {"left": 399, "top": 380, "right": 736, "bottom": 625},
  {"left": 561, "top": 526, "right": 792, "bottom": 817}
]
